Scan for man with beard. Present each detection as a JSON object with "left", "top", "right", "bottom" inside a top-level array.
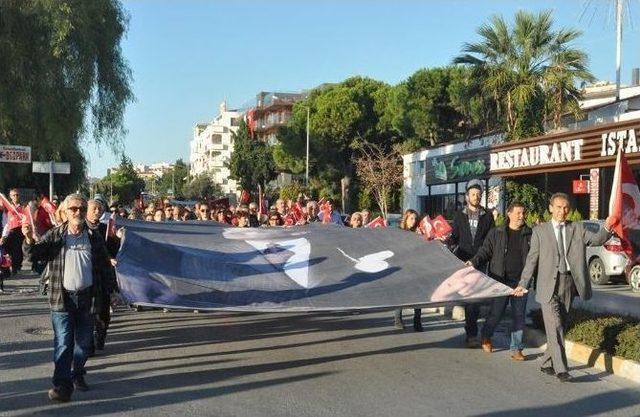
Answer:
[
  {"left": 23, "top": 194, "right": 113, "bottom": 402},
  {"left": 446, "top": 179, "right": 495, "bottom": 348}
]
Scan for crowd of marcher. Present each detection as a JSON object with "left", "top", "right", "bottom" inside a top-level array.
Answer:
[{"left": 0, "top": 177, "right": 620, "bottom": 402}]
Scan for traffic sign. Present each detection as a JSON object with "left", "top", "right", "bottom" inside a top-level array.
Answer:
[
  {"left": 32, "top": 161, "right": 71, "bottom": 174},
  {"left": 0, "top": 145, "right": 31, "bottom": 163},
  {"left": 32, "top": 161, "right": 71, "bottom": 199}
]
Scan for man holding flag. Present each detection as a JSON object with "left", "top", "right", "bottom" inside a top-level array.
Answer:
[{"left": 513, "top": 192, "right": 618, "bottom": 382}]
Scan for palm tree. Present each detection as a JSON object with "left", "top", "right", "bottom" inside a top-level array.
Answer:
[{"left": 454, "top": 10, "right": 595, "bottom": 140}]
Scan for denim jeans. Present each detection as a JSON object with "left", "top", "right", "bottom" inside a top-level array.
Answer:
[
  {"left": 51, "top": 291, "right": 94, "bottom": 390},
  {"left": 481, "top": 294, "right": 528, "bottom": 351}
]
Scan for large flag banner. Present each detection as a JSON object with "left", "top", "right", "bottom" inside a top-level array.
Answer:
[
  {"left": 115, "top": 220, "right": 513, "bottom": 312},
  {"left": 609, "top": 148, "right": 640, "bottom": 262}
]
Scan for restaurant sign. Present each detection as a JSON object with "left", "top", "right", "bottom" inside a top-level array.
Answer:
[
  {"left": 426, "top": 149, "right": 489, "bottom": 185},
  {"left": 490, "top": 127, "right": 640, "bottom": 174},
  {"left": 490, "top": 139, "right": 583, "bottom": 171}
]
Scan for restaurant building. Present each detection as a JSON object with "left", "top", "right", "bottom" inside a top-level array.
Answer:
[{"left": 403, "top": 80, "right": 640, "bottom": 219}]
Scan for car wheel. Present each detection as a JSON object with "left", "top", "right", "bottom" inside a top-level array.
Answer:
[
  {"left": 588, "top": 258, "right": 610, "bottom": 285},
  {"left": 628, "top": 266, "right": 640, "bottom": 293}
]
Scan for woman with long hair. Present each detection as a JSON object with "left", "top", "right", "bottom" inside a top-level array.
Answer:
[{"left": 394, "top": 209, "right": 424, "bottom": 332}]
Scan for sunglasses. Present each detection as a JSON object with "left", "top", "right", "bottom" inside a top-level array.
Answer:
[{"left": 67, "top": 206, "right": 87, "bottom": 213}]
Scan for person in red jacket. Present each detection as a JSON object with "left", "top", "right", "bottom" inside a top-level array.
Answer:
[{"left": 1, "top": 189, "right": 26, "bottom": 275}]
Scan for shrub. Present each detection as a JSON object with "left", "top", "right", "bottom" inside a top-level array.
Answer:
[
  {"left": 525, "top": 211, "right": 541, "bottom": 227},
  {"left": 566, "top": 316, "right": 629, "bottom": 353},
  {"left": 615, "top": 324, "right": 640, "bottom": 362}
]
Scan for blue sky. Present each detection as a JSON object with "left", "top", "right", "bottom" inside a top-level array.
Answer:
[{"left": 86, "top": 0, "right": 640, "bottom": 177}]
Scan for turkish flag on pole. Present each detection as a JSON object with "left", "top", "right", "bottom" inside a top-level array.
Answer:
[
  {"left": 608, "top": 148, "right": 640, "bottom": 257},
  {"left": 40, "top": 196, "right": 57, "bottom": 215},
  {"left": 39, "top": 196, "right": 58, "bottom": 226},
  {"left": 419, "top": 214, "right": 452, "bottom": 240},
  {"left": 365, "top": 216, "right": 387, "bottom": 228}
]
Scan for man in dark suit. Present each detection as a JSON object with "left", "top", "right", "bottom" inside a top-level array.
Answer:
[
  {"left": 447, "top": 179, "right": 495, "bottom": 348},
  {"left": 514, "top": 192, "right": 616, "bottom": 382}
]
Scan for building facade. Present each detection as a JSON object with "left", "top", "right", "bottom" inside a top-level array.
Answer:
[
  {"left": 403, "top": 80, "right": 640, "bottom": 220},
  {"left": 189, "top": 102, "right": 243, "bottom": 196},
  {"left": 247, "top": 91, "right": 307, "bottom": 145}
]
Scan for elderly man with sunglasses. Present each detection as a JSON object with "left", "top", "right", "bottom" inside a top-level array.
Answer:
[{"left": 22, "top": 194, "right": 113, "bottom": 403}]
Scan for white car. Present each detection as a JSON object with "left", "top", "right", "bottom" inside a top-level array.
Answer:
[{"left": 583, "top": 221, "right": 629, "bottom": 286}]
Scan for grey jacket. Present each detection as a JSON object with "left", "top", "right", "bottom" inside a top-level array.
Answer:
[{"left": 518, "top": 221, "right": 610, "bottom": 303}]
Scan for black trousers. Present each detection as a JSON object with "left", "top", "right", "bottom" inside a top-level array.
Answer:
[
  {"left": 464, "top": 304, "right": 481, "bottom": 337},
  {"left": 5, "top": 228, "right": 24, "bottom": 274},
  {"left": 94, "top": 293, "right": 111, "bottom": 348}
]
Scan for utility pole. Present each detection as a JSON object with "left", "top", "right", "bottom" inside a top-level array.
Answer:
[
  {"left": 305, "top": 106, "right": 310, "bottom": 186},
  {"left": 616, "top": 0, "right": 623, "bottom": 101},
  {"left": 107, "top": 168, "right": 113, "bottom": 204}
]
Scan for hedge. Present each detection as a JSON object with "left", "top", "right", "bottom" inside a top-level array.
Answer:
[
  {"left": 528, "top": 308, "right": 639, "bottom": 362},
  {"left": 615, "top": 324, "right": 640, "bottom": 362}
]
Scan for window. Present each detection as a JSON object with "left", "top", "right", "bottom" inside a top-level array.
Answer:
[
  {"left": 211, "top": 134, "right": 222, "bottom": 144},
  {"left": 230, "top": 118, "right": 241, "bottom": 127}
]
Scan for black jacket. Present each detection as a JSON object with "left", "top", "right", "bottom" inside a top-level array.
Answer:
[
  {"left": 470, "top": 225, "right": 532, "bottom": 287},
  {"left": 24, "top": 223, "right": 115, "bottom": 312},
  {"left": 449, "top": 206, "right": 495, "bottom": 262}
]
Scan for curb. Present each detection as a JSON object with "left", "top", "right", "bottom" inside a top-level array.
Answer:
[{"left": 525, "top": 325, "right": 640, "bottom": 384}]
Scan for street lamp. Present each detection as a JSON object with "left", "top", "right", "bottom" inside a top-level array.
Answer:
[
  {"left": 107, "top": 168, "right": 113, "bottom": 204},
  {"left": 306, "top": 106, "right": 310, "bottom": 186}
]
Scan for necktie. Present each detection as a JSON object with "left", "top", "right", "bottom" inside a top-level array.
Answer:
[{"left": 557, "top": 224, "right": 568, "bottom": 274}]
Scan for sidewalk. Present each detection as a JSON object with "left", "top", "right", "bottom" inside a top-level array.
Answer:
[{"left": 575, "top": 284, "right": 640, "bottom": 319}]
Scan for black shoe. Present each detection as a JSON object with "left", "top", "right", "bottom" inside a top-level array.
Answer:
[
  {"left": 73, "top": 375, "right": 89, "bottom": 392},
  {"left": 540, "top": 367, "right": 555, "bottom": 376},
  {"left": 556, "top": 372, "right": 571, "bottom": 382},
  {"left": 393, "top": 317, "right": 405, "bottom": 330},
  {"left": 48, "top": 386, "right": 72, "bottom": 402},
  {"left": 95, "top": 334, "right": 105, "bottom": 351}
]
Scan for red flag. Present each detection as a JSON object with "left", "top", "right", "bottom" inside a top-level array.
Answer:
[
  {"left": 0, "top": 193, "right": 24, "bottom": 230},
  {"left": 0, "top": 193, "right": 19, "bottom": 217},
  {"left": 291, "top": 202, "right": 304, "bottom": 223},
  {"left": 609, "top": 148, "right": 640, "bottom": 258},
  {"left": 319, "top": 200, "right": 331, "bottom": 224},
  {"left": 39, "top": 196, "right": 58, "bottom": 226},
  {"left": 40, "top": 196, "right": 57, "bottom": 215},
  {"left": 365, "top": 216, "right": 387, "bottom": 228},
  {"left": 283, "top": 214, "right": 295, "bottom": 226},
  {"left": 419, "top": 214, "right": 452, "bottom": 240},
  {"left": 432, "top": 215, "right": 452, "bottom": 238}
]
